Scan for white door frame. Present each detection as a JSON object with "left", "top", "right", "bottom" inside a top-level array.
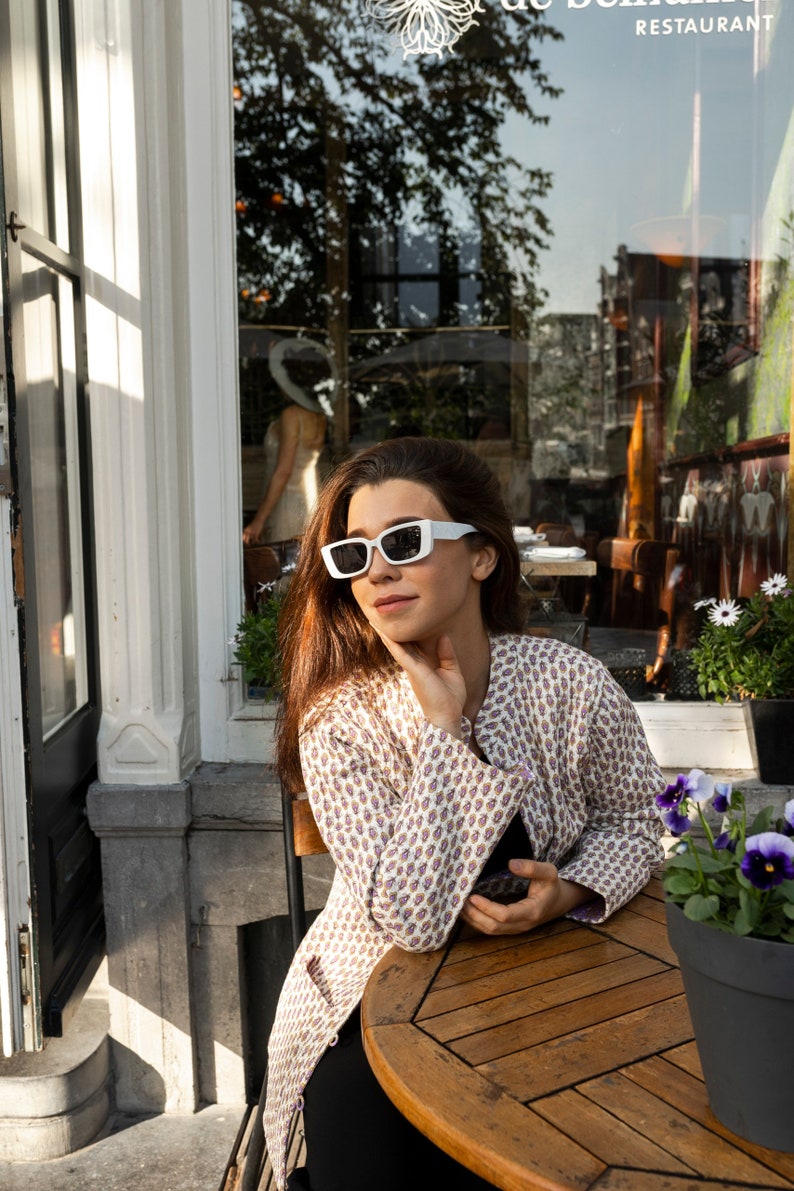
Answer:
[{"left": 0, "top": 475, "right": 37, "bottom": 1055}]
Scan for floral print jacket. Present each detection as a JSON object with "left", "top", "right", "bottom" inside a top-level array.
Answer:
[{"left": 263, "top": 634, "right": 665, "bottom": 1188}]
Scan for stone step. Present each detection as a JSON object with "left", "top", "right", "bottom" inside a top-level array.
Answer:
[{"left": 0, "top": 959, "right": 112, "bottom": 1161}]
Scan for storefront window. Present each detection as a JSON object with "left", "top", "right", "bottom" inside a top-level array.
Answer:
[{"left": 233, "top": 0, "right": 792, "bottom": 664}]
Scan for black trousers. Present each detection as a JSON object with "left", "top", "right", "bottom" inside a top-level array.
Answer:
[{"left": 287, "top": 1005, "right": 498, "bottom": 1191}]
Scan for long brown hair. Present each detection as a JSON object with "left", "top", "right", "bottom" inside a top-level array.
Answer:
[{"left": 275, "top": 437, "right": 523, "bottom": 792}]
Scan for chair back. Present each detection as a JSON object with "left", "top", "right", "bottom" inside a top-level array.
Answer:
[
  {"left": 281, "top": 784, "right": 328, "bottom": 954},
  {"left": 535, "top": 522, "right": 579, "bottom": 549},
  {"left": 243, "top": 545, "right": 281, "bottom": 611},
  {"left": 595, "top": 536, "right": 680, "bottom": 679},
  {"left": 290, "top": 793, "right": 327, "bottom": 857}
]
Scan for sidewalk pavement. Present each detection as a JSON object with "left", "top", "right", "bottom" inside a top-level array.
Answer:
[{"left": 0, "top": 1105, "right": 241, "bottom": 1191}]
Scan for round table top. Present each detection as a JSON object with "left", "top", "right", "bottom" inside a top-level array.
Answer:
[{"left": 362, "top": 877, "right": 794, "bottom": 1191}]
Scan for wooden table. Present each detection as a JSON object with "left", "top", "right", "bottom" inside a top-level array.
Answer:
[
  {"left": 519, "top": 557, "right": 597, "bottom": 580},
  {"left": 362, "top": 878, "right": 794, "bottom": 1191},
  {"left": 519, "top": 555, "right": 596, "bottom": 605}
]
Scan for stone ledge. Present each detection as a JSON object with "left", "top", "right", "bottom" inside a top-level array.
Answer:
[
  {"left": 0, "top": 1079, "right": 113, "bottom": 1162},
  {"left": 189, "top": 761, "right": 281, "bottom": 828},
  {"left": 0, "top": 962, "right": 111, "bottom": 1160},
  {"left": 87, "top": 783, "right": 191, "bottom": 836}
]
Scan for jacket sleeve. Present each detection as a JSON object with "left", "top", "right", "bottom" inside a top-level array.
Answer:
[
  {"left": 555, "top": 668, "right": 666, "bottom": 922},
  {"left": 299, "top": 701, "right": 526, "bottom": 952}
]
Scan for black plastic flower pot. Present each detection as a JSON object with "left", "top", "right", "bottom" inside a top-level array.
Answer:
[
  {"left": 744, "top": 698, "right": 794, "bottom": 785},
  {"left": 665, "top": 901, "right": 794, "bottom": 1151}
]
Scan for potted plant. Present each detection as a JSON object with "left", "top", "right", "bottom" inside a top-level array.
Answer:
[
  {"left": 690, "top": 572, "right": 794, "bottom": 782},
  {"left": 659, "top": 768, "right": 794, "bottom": 1149},
  {"left": 230, "top": 585, "right": 282, "bottom": 700}
]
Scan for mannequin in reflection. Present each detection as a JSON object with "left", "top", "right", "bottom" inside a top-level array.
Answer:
[{"left": 242, "top": 339, "right": 333, "bottom": 566}]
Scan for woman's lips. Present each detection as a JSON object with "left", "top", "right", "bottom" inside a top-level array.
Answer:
[{"left": 372, "top": 594, "right": 416, "bottom": 614}]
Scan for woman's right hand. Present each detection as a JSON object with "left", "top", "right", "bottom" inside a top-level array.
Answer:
[
  {"left": 242, "top": 518, "right": 264, "bottom": 546},
  {"left": 376, "top": 632, "right": 467, "bottom": 739}
]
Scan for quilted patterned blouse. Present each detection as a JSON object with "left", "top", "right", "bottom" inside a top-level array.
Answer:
[{"left": 263, "top": 634, "right": 665, "bottom": 1188}]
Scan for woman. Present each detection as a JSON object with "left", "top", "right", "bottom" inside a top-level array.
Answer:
[
  {"left": 265, "top": 437, "right": 665, "bottom": 1191},
  {"left": 242, "top": 339, "right": 331, "bottom": 557}
]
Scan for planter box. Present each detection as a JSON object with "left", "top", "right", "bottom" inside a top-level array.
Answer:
[{"left": 635, "top": 700, "right": 754, "bottom": 770}]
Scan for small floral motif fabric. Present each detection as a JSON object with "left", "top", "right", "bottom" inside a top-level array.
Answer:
[{"left": 263, "top": 634, "right": 665, "bottom": 1188}]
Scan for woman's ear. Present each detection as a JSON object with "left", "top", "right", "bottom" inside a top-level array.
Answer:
[{"left": 471, "top": 542, "right": 499, "bottom": 582}]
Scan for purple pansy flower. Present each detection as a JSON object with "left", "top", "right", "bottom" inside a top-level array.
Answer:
[
  {"left": 657, "top": 780, "right": 686, "bottom": 810},
  {"left": 712, "top": 782, "right": 732, "bottom": 814},
  {"left": 784, "top": 800, "right": 794, "bottom": 836},
  {"left": 662, "top": 806, "right": 692, "bottom": 836},
  {"left": 656, "top": 768, "right": 714, "bottom": 811},
  {"left": 740, "top": 832, "right": 794, "bottom": 890},
  {"left": 714, "top": 831, "right": 736, "bottom": 852}
]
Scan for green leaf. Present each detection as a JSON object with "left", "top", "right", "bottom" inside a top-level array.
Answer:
[
  {"left": 747, "top": 806, "right": 775, "bottom": 836},
  {"left": 684, "top": 893, "right": 720, "bottom": 922},
  {"left": 665, "top": 853, "right": 702, "bottom": 872},
  {"left": 733, "top": 909, "right": 754, "bottom": 936},
  {"left": 738, "top": 889, "right": 760, "bottom": 927},
  {"left": 697, "top": 854, "right": 733, "bottom": 874},
  {"left": 664, "top": 873, "right": 698, "bottom": 896}
]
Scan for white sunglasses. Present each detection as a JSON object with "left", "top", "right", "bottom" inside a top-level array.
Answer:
[{"left": 321, "top": 518, "right": 477, "bottom": 579}]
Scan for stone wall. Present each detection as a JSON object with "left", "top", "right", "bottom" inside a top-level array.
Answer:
[{"left": 87, "top": 763, "right": 334, "bottom": 1111}]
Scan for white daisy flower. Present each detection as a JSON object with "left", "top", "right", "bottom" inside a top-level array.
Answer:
[
  {"left": 708, "top": 599, "right": 740, "bottom": 627},
  {"left": 693, "top": 597, "right": 717, "bottom": 610},
  {"left": 760, "top": 572, "right": 789, "bottom": 597}
]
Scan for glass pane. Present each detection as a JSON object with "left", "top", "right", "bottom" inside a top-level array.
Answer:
[
  {"left": 21, "top": 255, "right": 87, "bottom": 737},
  {"left": 8, "top": 0, "right": 69, "bottom": 250},
  {"left": 233, "top": 2, "right": 793, "bottom": 677}
]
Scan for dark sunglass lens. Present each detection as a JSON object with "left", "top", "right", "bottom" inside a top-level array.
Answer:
[
  {"left": 331, "top": 541, "right": 368, "bottom": 574},
  {"left": 382, "top": 524, "right": 422, "bottom": 562}
]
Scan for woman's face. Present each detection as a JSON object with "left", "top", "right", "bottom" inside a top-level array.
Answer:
[{"left": 345, "top": 479, "right": 497, "bottom": 646}]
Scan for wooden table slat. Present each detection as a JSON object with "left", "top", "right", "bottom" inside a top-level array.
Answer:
[
  {"left": 621, "top": 1055, "right": 794, "bottom": 1184},
  {"left": 431, "top": 924, "right": 615, "bottom": 991},
  {"left": 578, "top": 1070, "right": 794, "bottom": 1189},
  {"left": 616, "top": 891, "right": 667, "bottom": 923},
  {"left": 591, "top": 1172, "right": 787, "bottom": 1191},
  {"left": 533, "top": 1087, "right": 697, "bottom": 1177},
  {"left": 660, "top": 1040, "right": 703, "bottom": 1078},
  {"left": 590, "top": 909, "right": 678, "bottom": 965},
  {"left": 425, "top": 952, "right": 668, "bottom": 1044},
  {"left": 634, "top": 875, "right": 666, "bottom": 902},
  {"left": 449, "top": 968, "right": 683, "bottom": 1066},
  {"left": 363, "top": 1021, "right": 606, "bottom": 1191},
  {"left": 361, "top": 946, "right": 447, "bottom": 1027},
  {"left": 444, "top": 918, "right": 575, "bottom": 967},
  {"left": 478, "top": 993, "right": 692, "bottom": 1101},
  {"left": 419, "top": 940, "right": 642, "bottom": 1022}
]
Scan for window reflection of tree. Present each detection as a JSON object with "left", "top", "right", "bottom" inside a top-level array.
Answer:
[
  {"left": 232, "top": 0, "right": 562, "bottom": 453},
  {"left": 691, "top": 258, "right": 755, "bottom": 386}
]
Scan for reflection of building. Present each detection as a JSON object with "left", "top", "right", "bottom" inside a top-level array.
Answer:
[{"left": 596, "top": 242, "right": 789, "bottom": 605}]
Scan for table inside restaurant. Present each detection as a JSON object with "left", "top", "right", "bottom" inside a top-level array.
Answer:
[
  {"left": 362, "top": 877, "right": 794, "bottom": 1191},
  {"left": 519, "top": 558, "right": 597, "bottom": 579},
  {"left": 518, "top": 554, "right": 596, "bottom": 604}
]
